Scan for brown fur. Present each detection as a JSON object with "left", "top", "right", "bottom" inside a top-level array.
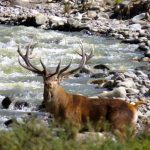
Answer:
[
  {"left": 42, "top": 76, "right": 144, "bottom": 138},
  {"left": 17, "top": 45, "right": 144, "bottom": 139}
]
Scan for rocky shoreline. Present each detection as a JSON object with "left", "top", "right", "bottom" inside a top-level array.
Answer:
[
  {"left": 0, "top": 0, "right": 150, "bottom": 136},
  {"left": 1, "top": 63, "right": 150, "bottom": 135},
  {"left": 86, "top": 67, "right": 150, "bottom": 134},
  {"left": 0, "top": 0, "right": 150, "bottom": 61}
]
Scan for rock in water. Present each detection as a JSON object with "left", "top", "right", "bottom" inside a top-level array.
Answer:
[{"left": 1, "top": 97, "right": 12, "bottom": 109}]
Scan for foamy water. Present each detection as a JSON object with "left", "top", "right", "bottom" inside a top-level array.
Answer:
[{"left": 0, "top": 25, "right": 144, "bottom": 126}]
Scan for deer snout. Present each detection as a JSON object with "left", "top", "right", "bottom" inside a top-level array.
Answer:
[
  {"left": 45, "top": 80, "right": 58, "bottom": 89},
  {"left": 45, "top": 81, "right": 52, "bottom": 88}
]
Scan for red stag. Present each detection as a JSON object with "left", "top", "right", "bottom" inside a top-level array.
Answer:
[{"left": 17, "top": 44, "right": 144, "bottom": 138}]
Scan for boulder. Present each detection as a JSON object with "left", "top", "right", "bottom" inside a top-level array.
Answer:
[
  {"left": 117, "top": 79, "right": 136, "bottom": 89},
  {"left": 4, "top": 119, "right": 14, "bottom": 127},
  {"left": 97, "top": 12, "right": 109, "bottom": 19},
  {"left": 126, "top": 88, "right": 140, "bottom": 95},
  {"left": 35, "top": 13, "right": 48, "bottom": 25},
  {"left": 87, "top": 11, "right": 97, "bottom": 19},
  {"left": 122, "top": 38, "right": 140, "bottom": 44},
  {"left": 1, "top": 97, "right": 12, "bottom": 109},
  {"left": 14, "top": 101, "right": 30, "bottom": 109},
  {"left": 90, "top": 72, "right": 107, "bottom": 78},
  {"left": 98, "top": 86, "right": 126, "bottom": 99},
  {"left": 90, "top": 79, "right": 108, "bottom": 86},
  {"left": 94, "top": 64, "right": 110, "bottom": 70},
  {"left": 80, "top": 66, "right": 94, "bottom": 74},
  {"left": 142, "top": 57, "right": 150, "bottom": 62},
  {"left": 131, "top": 13, "right": 146, "bottom": 23},
  {"left": 9, "top": 100, "right": 30, "bottom": 110},
  {"left": 124, "top": 72, "right": 137, "bottom": 79},
  {"left": 145, "top": 49, "right": 150, "bottom": 58},
  {"left": 128, "top": 23, "right": 142, "bottom": 31},
  {"left": 49, "top": 15, "right": 67, "bottom": 27}
]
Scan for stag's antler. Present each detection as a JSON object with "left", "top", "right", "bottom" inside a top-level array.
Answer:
[
  {"left": 57, "top": 43, "right": 94, "bottom": 78},
  {"left": 75, "top": 42, "right": 94, "bottom": 64},
  {"left": 18, "top": 43, "right": 48, "bottom": 76},
  {"left": 18, "top": 43, "right": 87, "bottom": 79},
  {"left": 57, "top": 54, "right": 86, "bottom": 78},
  {"left": 57, "top": 42, "right": 95, "bottom": 78},
  {"left": 46, "top": 54, "right": 86, "bottom": 78}
]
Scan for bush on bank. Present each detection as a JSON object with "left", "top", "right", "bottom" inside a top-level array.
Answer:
[{"left": 0, "top": 119, "right": 149, "bottom": 150}]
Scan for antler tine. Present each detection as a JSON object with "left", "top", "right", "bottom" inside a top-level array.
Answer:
[
  {"left": 18, "top": 57, "right": 43, "bottom": 74},
  {"left": 46, "top": 59, "right": 62, "bottom": 78},
  {"left": 80, "top": 42, "right": 84, "bottom": 52},
  {"left": 18, "top": 44, "right": 47, "bottom": 76},
  {"left": 18, "top": 44, "right": 25, "bottom": 59},
  {"left": 25, "top": 42, "right": 37, "bottom": 51},
  {"left": 29, "top": 42, "right": 37, "bottom": 49},
  {"left": 86, "top": 46, "right": 94, "bottom": 62},
  {"left": 40, "top": 58, "right": 48, "bottom": 75},
  {"left": 18, "top": 44, "right": 30, "bottom": 63},
  {"left": 75, "top": 44, "right": 94, "bottom": 64},
  {"left": 58, "top": 59, "right": 72, "bottom": 77},
  {"left": 24, "top": 45, "right": 44, "bottom": 72},
  {"left": 75, "top": 45, "right": 83, "bottom": 55},
  {"left": 74, "top": 50, "right": 81, "bottom": 56},
  {"left": 59, "top": 53, "right": 86, "bottom": 78},
  {"left": 74, "top": 42, "right": 83, "bottom": 57},
  {"left": 56, "top": 59, "right": 61, "bottom": 74},
  {"left": 18, "top": 44, "right": 38, "bottom": 70}
]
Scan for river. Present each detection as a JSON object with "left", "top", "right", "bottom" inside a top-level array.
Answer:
[{"left": 0, "top": 25, "right": 145, "bottom": 127}]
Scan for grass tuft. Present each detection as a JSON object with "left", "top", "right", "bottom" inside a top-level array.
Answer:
[{"left": 0, "top": 119, "right": 149, "bottom": 150}]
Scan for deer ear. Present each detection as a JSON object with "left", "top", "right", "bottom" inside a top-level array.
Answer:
[
  {"left": 59, "top": 72, "right": 71, "bottom": 79},
  {"left": 61, "top": 75, "right": 69, "bottom": 80}
]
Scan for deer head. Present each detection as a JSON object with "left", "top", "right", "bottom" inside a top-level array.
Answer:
[
  {"left": 17, "top": 43, "right": 94, "bottom": 90},
  {"left": 18, "top": 43, "right": 94, "bottom": 113},
  {"left": 17, "top": 44, "right": 88, "bottom": 88}
]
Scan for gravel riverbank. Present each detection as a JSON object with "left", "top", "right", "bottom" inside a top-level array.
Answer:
[{"left": 0, "top": 0, "right": 150, "bottom": 62}]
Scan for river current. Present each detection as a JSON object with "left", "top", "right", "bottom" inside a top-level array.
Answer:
[{"left": 0, "top": 25, "right": 144, "bottom": 127}]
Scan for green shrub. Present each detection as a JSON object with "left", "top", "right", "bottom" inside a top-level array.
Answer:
[
  {"left": 0, "top": 119, "right": 149, "bottom": 150},
  {"left": 114, "top": 0, "right": 124, "bottom": 5}
]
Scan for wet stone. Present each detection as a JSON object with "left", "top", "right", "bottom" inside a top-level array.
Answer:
[
  {"left": 142, "top": 57, "right": 150, "bottom": 62},
  {"left": 126, "top": 88, "right": 140, "bottom": 95},
  {"left": 1, "top": 97, "right": 12, "bottom": 109},
  {"left": 98, "top": 86, "right": 126, "bottom": 99},
  {"left": 122, "top": 38, "right": 140, "bottom": 44},
  {"left": 135, "top": 71, "right": 148, "bottom": 78},
  {"left": 80, "top": 66, "right": 94, "bottom": 74},
  {"left": 103, "top": 80, "right": 116, "bottom": 89},
  {"left": 90, "top": 73, "right": 107, "bottom": 78},
  {"left": 14, "top": 101, "right": 30, "bottom": 110},
  {"left": 4, "top": 119, "right": 14, "bottom": 127},
  {"left": 93, "top": 64, "right": 110, "bottom": 70},
  {"left": 128, "top": 24, "right": 142, "bottom": 31},
  {"left": 74, "top": 73, "right": 82, "bottom": 77},
  {"left": 124, "top": 72, "right": 137, "bottom": 79},
  {"left": 145, "top": 49, "right": 150, "bottom": 58}
]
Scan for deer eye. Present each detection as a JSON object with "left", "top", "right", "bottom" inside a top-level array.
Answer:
[{"left": 45, "top": 82, "right": 49, "bottom": 86}]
